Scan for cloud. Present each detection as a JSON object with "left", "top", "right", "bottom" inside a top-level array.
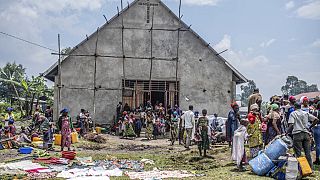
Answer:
[
  {"left": 0, "top": 0, "right": 108, "bottom": 77},
  {"left": 311, "top": 39, "right": 320, "bottom": 48},
  {"left": 23, "top": 0, "right": 104, "bottom": 13},
  {"left": 176, "top": 0, "right": 221, "bottom": 6},
  {"left": 296, "top": 1, "right": 320, "bottom": 20},
  {"left": 213, "top": 34, "right": 231, "bottom": 52},
  {"left": 260, "top": 38, "right": 276, "bottom": 48},
  {"left": 289, "top": 37, "right": 297, "bottom": 41},
  {"left": 213, "top": 34, "right": 320, "bottom": 100},
  {"left": 285, "top": 1, "right": 295, "bottom": 10}
]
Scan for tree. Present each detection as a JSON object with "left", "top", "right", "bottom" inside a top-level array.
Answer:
[
  {"left": 281, "top": 76, "right": 319, "bottom": 96},
  {"left": 61, "top": 47, "right": 72, "bottom": 59},
  {"left": 240, "top": 80, "right": 256, "bottom": 107},
  {"left": 0, "top": 62, "right": 26, "bottom": 114},
  {"left": 0, "top": 63, "right": 54, "bottom": 117}
]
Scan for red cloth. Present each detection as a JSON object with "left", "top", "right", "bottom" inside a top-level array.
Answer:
[
  {"left": 25, "top": 168, "right": 48, "bottom": 173},
  {"left": 33, "top": 157, "right": 69, "bottom": 164},
  {"left": 248, "top": 113, "right": 256, "bottom": 124}
]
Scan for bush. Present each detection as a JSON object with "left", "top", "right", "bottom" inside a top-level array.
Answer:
[
  {"left": 0, "top": 102, "right": 11, "bottom": 117},
  {"left": 0, "top": 102, "right": 22, "bottom": 121}
]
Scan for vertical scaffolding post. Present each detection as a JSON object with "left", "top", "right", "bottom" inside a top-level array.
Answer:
[
  {"left": 57, "top": 34, "right": 61, "bottom": 121},
  {"left": 148, "top": 6, "right": 155, "bottom": 103},
  {"left": 175, "top": 0, "right": 182, "bottom": 106},
  {"left": 121, "top": 0, "right": 126, "bottom": 104},
  {"left": 93, "top": 28, "right": 100, "bottom": 130}
]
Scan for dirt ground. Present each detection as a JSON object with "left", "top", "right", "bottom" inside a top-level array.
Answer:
[
  {"left": 75, "top": 134, "right": 320, "bottom": 180},
  {"left": 1, "top": 133, "right": 320, "bottom": 180}
]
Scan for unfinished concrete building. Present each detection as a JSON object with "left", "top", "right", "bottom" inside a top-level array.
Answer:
[{"left": 44, "top": 0, "right": 247, "bottom": 124}]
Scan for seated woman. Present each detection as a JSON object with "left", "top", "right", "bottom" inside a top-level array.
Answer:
[
  {"left": 2, "top": 126, "right": 19, "bottom": 149},
  {"left": 17, "top": 126, "right": 32, "bottom": 144}
]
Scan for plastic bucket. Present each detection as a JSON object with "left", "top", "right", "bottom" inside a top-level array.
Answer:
[
  {"left": 265, "top": 139, "right": 288, "bottom": 160},
  {"left": 96, "top": 127, "right": 101, "bottom": 134},
  {"left": 62, "top": 151, "right": 76, "bottom": 160},
  {"left": 54, "top": 134, "right": 62, "bottom": 146},
  {"left": 31, "top": 141, "right": 43, "bottom": 148},
  {"left": 249, "top": 152, "right": 275, "bottom": 176},
  {"left": 32, "top": 137, "right": 42, "bottom": 142},
  {"left": 19, "top": 147, "right": 33, "bottom": 154},
  {"left": 71, "top": 132, "right": 79, "bottom": 144}
]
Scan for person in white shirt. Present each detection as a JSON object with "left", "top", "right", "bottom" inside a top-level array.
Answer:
[
  {"left": 287, "top": 103, "right": 319, "bottom": 169},
  {"left": 181, "top": 105, "right": 195, "bottom": 150}
]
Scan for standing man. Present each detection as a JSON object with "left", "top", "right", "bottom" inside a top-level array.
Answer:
[
  {"left": 116, "top": 102, "right": 123, "bottom": 122},
  {"left": 45, "top": 106, "right": 53, "bottom": 122},
  {"left": 181, "top": 105, "right": 195, "bottom": 150},
  {"left": 170, "top": 111, "right": 179, "bottom": 145},
  {"left": 287, "top": 103, "right": 319, "bottom": 169},
  {"left": 196, "top": 109, "right": 210, "bottom": 157},
  {"left": 226, "top": 102, "right": 240, "bottom": 147},
  {"left": 247, "top": 88, "right": 263, "bottom": 113}
]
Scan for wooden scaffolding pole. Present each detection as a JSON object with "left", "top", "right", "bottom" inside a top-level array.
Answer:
[
  {"left": 93, "top": 28, "right": 100, "bottom": 130},
  {"left": 56, "top": 34, "right": 61, "bottom": 121},
  {"left": 148, "top": 6, "right": 155, "bottom": 103},
  {"left": 175, "top": 0, "right": 182, "bottom": 106}
]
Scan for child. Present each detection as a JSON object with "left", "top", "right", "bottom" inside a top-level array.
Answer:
[
  {"left": 145, "top": 111, "right": 153, "bottom": 140},
  {"left": 232, "top": 119, "right": 249, "bottom": 171},
  {"left": 153, "top": 118, "right": 161, "bottom": 140},
  {"left": 3, "top": 126, "right": 16, "bottom": 149},
  {"left": 8, "top": 119, "right": 16, "bottom": 136},
  {"left": 261, "top": 118, "right": 268, "bottom": 146},
  {"left": 4, "top": 107, "right": 14, "bottom": 127},
  {"left": 160, "top": 116, "right": 166, "bottom": 138},
  {"left": 195, "top": 109, "right": 210, "bottom": 157},
  {"left": 134, "top": 117, "right": 142, "bottom": 138},
  {"left": 170, "top": 112, "right": 179, "bottom": 145},
  {"left": 43, "top": 123, "right": 54, "bottom": 151},
  {"left": 118, "top": 117, "right": 124, "bottom": 136}
]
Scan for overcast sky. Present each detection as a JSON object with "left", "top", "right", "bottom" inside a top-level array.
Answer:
[{"left": 0, "top": 0, "right": 319, "bottom": 100}]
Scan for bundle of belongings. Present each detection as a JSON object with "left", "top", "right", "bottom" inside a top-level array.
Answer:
[{"left": 248, "top": 135, "right": 313, "bottom": 179}]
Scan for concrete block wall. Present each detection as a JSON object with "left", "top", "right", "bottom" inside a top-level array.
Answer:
[{"left": 54, "top": 0, "right": 236, "bottom": 123}]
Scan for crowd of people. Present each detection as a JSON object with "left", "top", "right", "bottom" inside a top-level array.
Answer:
[
  {"left": 0, "top": 106, "right": 54, "bottom": 150},
  {"left": 230, "top": 88, "right": 320, "bottom": 171},
  {"left": 0, "top": 103, "right": 98, "bottom": 152},
  {"left": 115, "top": 101, "right": 222, "bottom": 157},
  {"left": 1, "top": 89, "right": 320, "bottom": 175},
  {"left": 115, "top": 89, "right": 320, "bottom": 172}
]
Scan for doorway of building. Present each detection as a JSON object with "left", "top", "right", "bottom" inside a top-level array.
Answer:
[
  {"left": 122, "top": 79, "right": 179, "bottom": 109},
  {"left": 151, "top": 91, "right": 165, "bottom": 107}
]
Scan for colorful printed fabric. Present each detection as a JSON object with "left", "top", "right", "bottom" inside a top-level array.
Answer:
[
  {"left": 145, "top": 116, "right": 153, "bottom": 139},
  {"left": 247, "top": 113, "right": 263, "bottom": 157},
  {"left": 61, "top": 116, "right": 72, "bottom": 148}
]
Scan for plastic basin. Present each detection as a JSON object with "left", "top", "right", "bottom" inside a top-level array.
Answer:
[{"left": 19, "top": 147, "right": 33, "bottom": 154}]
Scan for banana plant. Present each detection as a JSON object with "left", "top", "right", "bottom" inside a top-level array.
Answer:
[{"left": 0, "top": 68, "right": 25, "bottom": 116}]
